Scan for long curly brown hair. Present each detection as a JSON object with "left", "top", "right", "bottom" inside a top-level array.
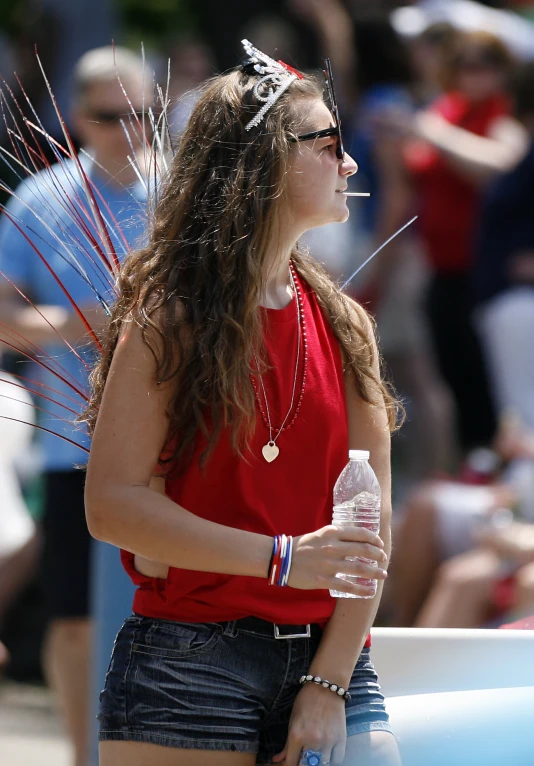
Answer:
[{"left": 83, "top": 67, "right": 402, "bottom": 472}]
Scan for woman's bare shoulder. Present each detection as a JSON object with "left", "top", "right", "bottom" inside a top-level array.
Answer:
[
  {"left": 116, "top": 297, "right": 189, "bottom": 366},
  {"left": 87, "top": 311, "right": 181, "bottom": 487}
]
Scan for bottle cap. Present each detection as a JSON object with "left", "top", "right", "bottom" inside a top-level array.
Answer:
[{"left": 349, "top": 449, "right": 370, "bottom": 460}]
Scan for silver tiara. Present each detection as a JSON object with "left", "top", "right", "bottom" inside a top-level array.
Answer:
[{"left": 241, "top": 39, "right": 303, "bottom": 131}]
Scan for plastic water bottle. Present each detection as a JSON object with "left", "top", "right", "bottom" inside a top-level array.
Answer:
[{"left": 330, "top": 450, "right": 381, "bottom": 599}]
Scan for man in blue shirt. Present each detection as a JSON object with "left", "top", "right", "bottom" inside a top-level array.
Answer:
[{"left": 0, "top": 46, "right": 149, "bottom": 766}]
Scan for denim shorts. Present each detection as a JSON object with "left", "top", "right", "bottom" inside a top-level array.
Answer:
[{"left": 98, "top": 615, "right": 392, "bottom": 764}]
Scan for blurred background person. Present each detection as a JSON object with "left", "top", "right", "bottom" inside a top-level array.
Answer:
[
  {"left": 389, "top": 414, "right": 534, "bottom": 627},
  {"left": 409, "top": 21, "right": 462, "bottom": 107},
  {"left": 415, "top": 517, "right": 534, "bottom": 629},
  {"left": 474, "top": 60, "right": 534, "bottom": 431},
  {"left": 0, "top": 46, "right": 148, "bottom": 766},
  {"left": 346, "top": 11, "right": 457, "bottom": 488},
  {"left": 396, "top": 30, "right": 525, "bottom": 456}
]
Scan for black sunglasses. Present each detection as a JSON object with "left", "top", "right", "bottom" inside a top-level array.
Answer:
[
  {"left": 85, "top": 109, "right": 147, "bottom": 125},
  {"left": 290, "top": 58, "right": 345, "bottom": 160}
]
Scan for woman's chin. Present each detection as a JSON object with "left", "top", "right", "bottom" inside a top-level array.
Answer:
[
  {"left": 333, "top": 206, "right": 350, "bottom": 224},
  {"left": 324, "top": 201, "right": 351, "bottom": 225},
  {"left": 304, "top": 206, "right": 350, "bottom": 231}
]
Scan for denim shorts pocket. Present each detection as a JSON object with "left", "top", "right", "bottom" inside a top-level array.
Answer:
[
  {"left": 131, "top": 620, "right": 221, "bottom": 659},
  {"left": 98, "top": 617, "right": 141, "bottom": 731},
  {"left": 355, "top": 646, "right": 372, "bottom": 668}
]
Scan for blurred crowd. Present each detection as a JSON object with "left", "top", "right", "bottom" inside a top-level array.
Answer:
[{"left": 1, "top": 1, "right": 534, "bottom": 765}]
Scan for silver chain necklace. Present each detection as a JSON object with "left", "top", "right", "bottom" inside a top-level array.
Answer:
[{"left": 255, "top": 269, "right": 301, "bottom": 462}]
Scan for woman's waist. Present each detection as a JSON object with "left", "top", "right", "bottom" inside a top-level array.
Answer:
[
  {"left": 130, "top": 573, "right": 336, "bottom": 626},
  {"left": 128, "top": 603, "right": 372, "bottom": 648}
]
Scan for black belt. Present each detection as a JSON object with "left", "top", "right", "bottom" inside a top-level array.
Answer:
[{"left": 232, "top": 615, "right": 321, "bottom": 639}]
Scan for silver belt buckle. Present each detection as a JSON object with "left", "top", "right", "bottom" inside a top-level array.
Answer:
[{"left": 274, "top": 624, "right": 311, "bottom": 639}]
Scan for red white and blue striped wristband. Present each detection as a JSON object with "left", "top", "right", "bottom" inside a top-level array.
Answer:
[{"left": 268, "top": 534, "right": 294, "bottom": 587}]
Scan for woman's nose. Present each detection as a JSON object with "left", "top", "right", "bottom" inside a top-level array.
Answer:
[{"left": 341, "top": 152, "right": 358, "bottom": 176}]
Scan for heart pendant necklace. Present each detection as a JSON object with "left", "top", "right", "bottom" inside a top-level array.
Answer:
[
  {"left": 262, "top": 441, "right": 280, "bottom": 462},
  {"left": 252, "top": 264, "right": 307, "bottom": 462}
]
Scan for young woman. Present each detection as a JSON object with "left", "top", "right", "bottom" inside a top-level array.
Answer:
[{"left": 85, "top": 42, "right": 402, "bottom": 766}]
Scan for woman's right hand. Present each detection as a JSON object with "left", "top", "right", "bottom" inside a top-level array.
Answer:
[{"left": 289, "top": 525, "right": 388, "bottom": 595}]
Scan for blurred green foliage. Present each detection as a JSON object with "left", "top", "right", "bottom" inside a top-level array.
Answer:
[
  {"left": 0, "top": 0, "right": 32, "bottom": 36},
  {"left": 116, "top": 0, "right": 198, "bottom": 49},
  {"left": 0, "top": 0, "right": 198, "bottom": 48}
]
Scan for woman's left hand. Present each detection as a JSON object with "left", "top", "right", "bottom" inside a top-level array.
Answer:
[{"left": 271, "top": 682, "right": 348, "bottom": 765}]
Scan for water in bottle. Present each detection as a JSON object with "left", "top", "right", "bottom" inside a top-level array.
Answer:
[{"left": 330, "top": 449, "right": 381, "bottom": 599}]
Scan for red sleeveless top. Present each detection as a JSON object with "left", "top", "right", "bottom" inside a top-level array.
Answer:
[{"left": 121, "top": 271, "right": 371, "bottom": 644}]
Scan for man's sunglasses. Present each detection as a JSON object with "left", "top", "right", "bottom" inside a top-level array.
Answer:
[
  {"left": 85, "top": 110, "right": 147, "bottom": 125},
  {"left": 290, "top": 58, "right": 345, "bottom": 160}
]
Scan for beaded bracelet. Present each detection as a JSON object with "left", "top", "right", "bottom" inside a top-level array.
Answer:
[
  {"left": 299, "top": 674, "right": 352, "bottom": 701},
  {"left": 268, "top": 534, "right": 294, "bottom": 587}
]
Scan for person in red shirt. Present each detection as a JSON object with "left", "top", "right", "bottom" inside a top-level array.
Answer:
[
  {"left": 401, "top": 31, "right": 524, "bottom": 454},
  {"left": 84, "top": 42, "right": 402, "bottom": 766}
]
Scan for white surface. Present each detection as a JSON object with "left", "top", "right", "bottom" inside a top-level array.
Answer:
[
  {"left": 373, "top": 629, "right": 534, "bottom": 765},
  {"left": 477, "top": 288, "right": 534, "bottom": 432},
  {"left": 0, "top": 375, "right": 36, "bottom": 555},
  {"left": 371, "top": 627, "right": 534, "bottom": 697},
  {"left": 0, "top": 374, "right": 34, "bottom": 457},
  {"left": 388, "top": 685, "right": 534, "bottom": 766}
]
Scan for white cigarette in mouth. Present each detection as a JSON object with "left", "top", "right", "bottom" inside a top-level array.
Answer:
[{"left": 343, "top": 192, "right": 371, "bottom": 197}]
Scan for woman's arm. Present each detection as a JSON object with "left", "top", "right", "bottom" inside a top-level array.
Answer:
[
  {"left": 85, "top": 319, "right": 273, "bottom": 577},
  {"left": 85, "top": 318, "right": 386, "bottom": 590},
  {"left": 307, "top": 307, "right": 392, "bottom": 687},
  {"left": 414, "top": 111, "right": 528, "bottom": 185},
  {"left": 272, "top": 304, "right": 393, "bottom": 766},
  {"left": 0, "top": 283, "right": 109, "bottom": 347},
  {"left": 379, "top": 108, "right": 528, "bottom": 185}
]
